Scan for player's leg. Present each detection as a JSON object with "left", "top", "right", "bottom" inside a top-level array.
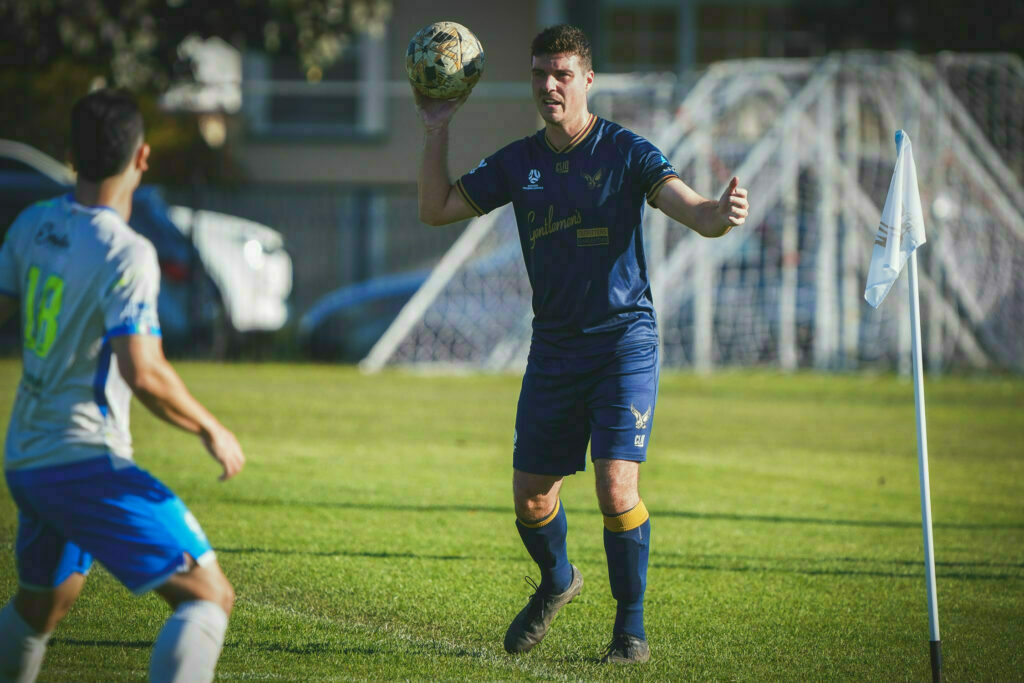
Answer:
[
  {"left": 1, "top": 472, "right": 94, "bottom": 683},
  {"left": 511, "top": 353, "right": 588, "bottom": 595},
  {"left": 81, "top": 465, "right": 231, "bottom": 683},
  {"left": 0, "top": 548, "right": 87, "bottom": 683},
  {"left": 0, "top": 575, "right": 88, "bottom": 683},
  {"left": 14, "top": 458, "right": 232, "bottom": 683},
  {"left": 594, "top": 458, "right": 650, "bottom": 653},
  {"left": 588, "top": 343, "right": 658, "bottom": 664},
  {"left": 9, "top": 573, "right": 88, "bottom": 632},
  {"left": 506, "top": 469, "right": 585, "bottom": 654},
  {"left": 505, "top": 354, "right": 587, "bottom": 653},
  {"left": 149, "top": 558, "right": 234, "bottom": 683},
  {"left": 512, "top": 470, "right": 570, "bottom": 594}
]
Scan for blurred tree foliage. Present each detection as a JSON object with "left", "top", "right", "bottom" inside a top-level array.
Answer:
[{"left": 0, "top": 0, "right": 392, "bottom": 184}]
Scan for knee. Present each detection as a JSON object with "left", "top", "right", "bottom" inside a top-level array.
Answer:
[
  {"left": 162, "top": 565, "right": 235, "bottom": 616},
  {"left": 514, "top": 494, "right": 555, "bottom": 523},
  {"left": 14, "top": 593, "right": 67, "bottom": 634},
  {"left": 14, "top": 574, "right": 84, "bottom": 634},
  {"left": 596, "top": 481, "right": 640, "bottom": 517},
  {"left": 211, "top": 575, "right": 235, "bottom": 616},
  {"left": 192, "top": 559, "right": 235, "bottom": 616}
]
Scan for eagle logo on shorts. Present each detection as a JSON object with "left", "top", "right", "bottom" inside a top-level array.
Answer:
[{"left": 630, "top": 404, "right": 651, "bottom": 430}]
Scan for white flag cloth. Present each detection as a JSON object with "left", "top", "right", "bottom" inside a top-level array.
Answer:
[{"left": 864, "top": 130, "right": 927, "bottom": 308}]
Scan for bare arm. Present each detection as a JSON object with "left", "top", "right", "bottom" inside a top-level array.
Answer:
[
  {"left": 413, "top": 88, "right": 478, "bottom": 226},
  {"left": 653, "top": 176, "right": 749, "bottom": 238},
  {"left": 0, "top": 294, "right": 16, "bottom": 327},
  {"left": 112, "top": 334, "right": 245, "bottom": 481}
]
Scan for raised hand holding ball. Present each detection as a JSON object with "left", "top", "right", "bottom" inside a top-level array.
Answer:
[{"left": 407, "top": 21, "right": 485, "bottom": 100}]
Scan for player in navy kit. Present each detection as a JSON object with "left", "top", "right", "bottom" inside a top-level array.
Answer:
[{"left": 414, "top": 25, "right": 748, "bottom": 663}]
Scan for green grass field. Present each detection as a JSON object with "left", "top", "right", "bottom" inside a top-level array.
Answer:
[{"left": 1, "top": 360, "right": 1022, "bottom": 680}]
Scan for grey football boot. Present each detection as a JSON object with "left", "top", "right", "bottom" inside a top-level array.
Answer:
[
  {"left": 503, "top": 564, "right": 583, "bottom": 653},
  {"left": 600, "top": 632, "right": 651, "bottom": 664}
]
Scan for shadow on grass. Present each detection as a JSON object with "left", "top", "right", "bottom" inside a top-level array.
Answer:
[
  {"left": 49, "top": 638, "right": 381, "bottom": 657},
  {"left": 217, "top": 547, "right": 466, "bottom": 561},
  {"left": 219, "top": 498, "right": 1024, "bottom": 531},
  {"left": 657, "top": 550, "right": 1024, "bottom": 570},
  {"left": 655, "top": 508, "right": 1024, "bottom": 531},
  {"left": 225, "top": 642, "right": 380, "bottom": 656},
  {"left": 50, "top": 638, "right": 151, "bottom": 648},
  {"left": 218, "top": 543, "right": 1023, "bottom": 581},
  {"left": 651, "top": 552, "right": 1024, "bottom": 581}
]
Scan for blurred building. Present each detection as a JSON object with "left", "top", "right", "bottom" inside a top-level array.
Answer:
[
  {"left": 229, "top": 0, "right": 848, "bottom": 186},
  {"left": 233, "top": 0, "right": 541, "bottom": 186}
]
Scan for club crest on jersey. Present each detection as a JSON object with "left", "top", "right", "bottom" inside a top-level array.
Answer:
[
  {"left": 630, "top": 403, "right": 652, "bottom": 430},
  {"left": 523, "top": 169, "right": 543, "bottom": 191},
  {"left": 555, "top": 160, "right": 569, "bottom": 174},
  {"left": 582, "top": 168, "right": 604, "bottom": 190}
]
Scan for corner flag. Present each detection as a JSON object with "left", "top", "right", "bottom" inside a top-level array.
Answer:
[
  {"left": 865, "top": 130, "right": 942, "bottom": 683},
  {"left": 865, "top": 130, "right": 927, "bottom": 308}
]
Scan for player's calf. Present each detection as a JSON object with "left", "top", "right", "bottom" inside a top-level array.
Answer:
[
  {"left": 150, "top": 560, "right": 234, "bottom": 683},
  {"left": 0, "top": 574, "right": 88, "bottom": 682},
  {"left": 13, "top": 572, "right": 87, "bottom": 635},
  {"left": 150, "top": 599, "right": 229, "bottom": 683},
  {"left": 0, "top": 599, "right": 52, "bottom": 683}
]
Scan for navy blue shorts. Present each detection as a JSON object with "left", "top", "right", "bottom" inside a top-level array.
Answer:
[
  {"left": 513, "top": 343, "right": 659, "bottom": 476},
  {"left": 5, "top": 456, "right": 215, "bottom": 595}
]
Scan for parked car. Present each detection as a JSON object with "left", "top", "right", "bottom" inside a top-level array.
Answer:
[
  {"left": 298, "top": 238, "right": 527, "bottom": 364},
  {"left": 0, "top": 139, "right": 292, "bottom": 356},
  {"left": 298, "top": 270, "right": 429, "bottom": 362}
]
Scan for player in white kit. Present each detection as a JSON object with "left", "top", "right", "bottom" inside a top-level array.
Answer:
[{"left": 0, "top": 89, "right": 245, "bottom": 683}]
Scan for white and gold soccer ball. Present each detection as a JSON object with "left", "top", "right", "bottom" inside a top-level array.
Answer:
[{"left": 406, "top": 21, "right": 485, "bottom": 99}]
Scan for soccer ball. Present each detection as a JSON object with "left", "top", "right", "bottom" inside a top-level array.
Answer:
[{"left": 406, "top": 21, "right": 485, "bottom": 99}]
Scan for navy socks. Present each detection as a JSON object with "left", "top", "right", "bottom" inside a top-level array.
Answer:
[
  {"left": 603, "top": 500, "right": 650, "bottom": 640},
  {"left": 515, "top": 496, "right": 651, "bottom": 640},
  {"left": 516, "top": 498, "right": 572, "bottom": 595}
]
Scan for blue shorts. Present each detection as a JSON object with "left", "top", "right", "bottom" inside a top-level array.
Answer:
[
  {"left": 513, "top": 343, "right": 659, "bottom": 476},
  {"left": 5, "top": 456, "right": 215, "bottom": 595}
]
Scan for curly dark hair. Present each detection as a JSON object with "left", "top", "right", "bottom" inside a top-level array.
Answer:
[
  {"left": 70, "top": 89, "right": 144, "bottom": 182},
  {"left": 530, "top": 24, "right": 592, "bottom": 72}
]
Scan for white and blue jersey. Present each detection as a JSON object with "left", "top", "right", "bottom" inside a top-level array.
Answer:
[
  {"left": 456, "top": 114, "right": 678, "bottom": 357},
  {"left": 0, "top": 195, "right": 161, "bottom": 472},
  {"left": 0, "top": 195, "right": 214, "bottom": 593}
]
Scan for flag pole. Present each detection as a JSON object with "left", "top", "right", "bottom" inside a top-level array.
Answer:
[{"left": 906, "top": 249, "right": 942, "bottom": 683}]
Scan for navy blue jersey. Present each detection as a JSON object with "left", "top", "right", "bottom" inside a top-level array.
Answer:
[{"left": 456, "top": 115, "right": 678, "bottom": 356}]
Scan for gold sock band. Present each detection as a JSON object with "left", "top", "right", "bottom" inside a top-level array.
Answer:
[
  {"left": 604, "top": 500, "right": 649, "bottom": 532},
  {"left": 518, "top": 498, "right": 561, "bottom": 529}
]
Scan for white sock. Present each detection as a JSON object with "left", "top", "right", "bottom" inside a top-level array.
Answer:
[
  {"left": 0, "top": 600, "right": 51, "bottom": 683},
  {"left": 149, "top": 600, "right": 229, "bottom": 683}
]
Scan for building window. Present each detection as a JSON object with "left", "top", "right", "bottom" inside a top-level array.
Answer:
[
  {"left": 243, "top": 31, "right": 387, "bottom": 138},
  {"left": 603, "top": 6, "right": 679, "bottom": 71},
  {"left": 697, "top": 5, "right": 824, "bottom": 64}
]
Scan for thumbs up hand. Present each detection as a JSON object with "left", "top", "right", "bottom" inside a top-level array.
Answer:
[{"left": 717, "top": 176, "right": 749, "bottom": 230}]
